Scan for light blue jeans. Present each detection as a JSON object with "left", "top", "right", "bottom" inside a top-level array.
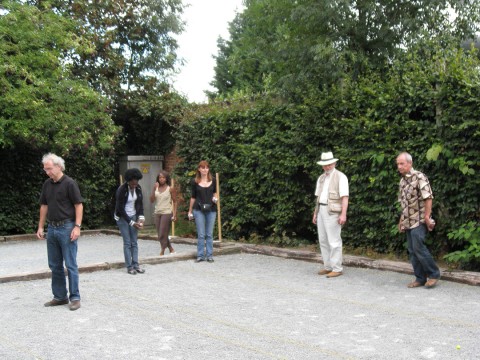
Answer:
[
  {"left": 193, "top": 209, "right": 216, "bottom": 260},
  {"left": 117, "top": 217, "right": 139, "bottom": 270},
  {"left": 406, "top": 224, "right": 441, "bottom": 283},
  {"left": 46, "top": 221, "right": 80, "bottom": 301}
]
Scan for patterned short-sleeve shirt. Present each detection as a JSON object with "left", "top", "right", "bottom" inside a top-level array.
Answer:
[{"left": 398, "top": 169, "right": 433, "bottom": 230}]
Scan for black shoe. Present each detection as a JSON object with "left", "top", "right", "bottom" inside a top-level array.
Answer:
[
  {"left": 207, "top": 258, "right": 214, "bottom": 263},
  {"left": 134, "top": 267, "right": 145, "bottom": 274},
  {"left": 127, "top": 268, "right": 137, "bottom": 275},
  {"left": 195, "top": 258, "right": 205, "bottom": 263},
  {"left": 44, "top": 298, "right": 69, "bottom": 307}
]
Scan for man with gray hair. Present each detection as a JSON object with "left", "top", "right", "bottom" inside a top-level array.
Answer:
[
  {"left": 396, "top": 152, "right": 440, "bottom": 288},
  {"left": 36, "top": 153, "right": 83, "bottom": 310}
]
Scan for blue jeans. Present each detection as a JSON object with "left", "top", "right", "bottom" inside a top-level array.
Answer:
[
  {"left": 193, "top": 209, "right": 216, "bottom": 259},
  {"left": 46, "top": 221, "right": 80, "bottom": 301},
  {"left": 406, "top": 224, "right": 441, "bottom": 283},
  {"left": 117, "top": 218, "right": 139, "bottom": 269}
]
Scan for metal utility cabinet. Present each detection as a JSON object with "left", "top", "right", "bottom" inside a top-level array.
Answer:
[{"left": 118, "top": 155, "right": 164, "bottom": 225}]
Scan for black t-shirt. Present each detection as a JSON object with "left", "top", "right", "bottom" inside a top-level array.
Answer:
[
  {"left": 191, "top": 179, "right": 216, "bottom": 211},
  {"left": 40, "top": 175, "right": 83, "bottom": 222}
]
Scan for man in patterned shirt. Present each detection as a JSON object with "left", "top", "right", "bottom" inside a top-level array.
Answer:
[{"left": 396, "top": 152, "right": 440, "bottom": 288}]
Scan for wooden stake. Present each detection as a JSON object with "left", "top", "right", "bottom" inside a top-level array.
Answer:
[
  {"left": 171, "top": 178, "right": 175, "bottom": 237},
  {"left": 216, "top": 173, "right": 222, "bottom": 241}
]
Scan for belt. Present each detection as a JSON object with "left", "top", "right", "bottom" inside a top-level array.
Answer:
[
  {"left": 48, "top": 219, "right": 73, "bottom": 227},
  {"left": 319, "top": 203, "right": 328, "bottom": 206}
]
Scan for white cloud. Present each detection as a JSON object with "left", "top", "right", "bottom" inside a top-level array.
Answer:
[{"left": 173, "top": 0, "right": 244, "bottom": 103}]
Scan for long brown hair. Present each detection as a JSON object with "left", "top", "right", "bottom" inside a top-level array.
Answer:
[{"left": 195, "top": 160, "right": 212, "bottom": 183}]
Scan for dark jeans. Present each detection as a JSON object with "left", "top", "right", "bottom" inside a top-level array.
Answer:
[
  {"left": 117, "top": 218, "right": 139, "bottom": 270},
  {"left": 406, "top": 224, "right": 441, "bottom": 284},
  {"left": 46, "top": 221, "right": 80, "bottom": 301}
]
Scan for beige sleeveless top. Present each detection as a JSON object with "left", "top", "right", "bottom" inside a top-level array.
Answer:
[{"left": 153, "top": 186, "right": 172, "bottom": 215}]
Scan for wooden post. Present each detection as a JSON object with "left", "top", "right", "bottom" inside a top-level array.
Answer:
[
  {"left": 216, "top": 173, "right": 222, "bottom": 242},
  {"left": 171, "top": 178, "right": 175, "bottom": 237}
]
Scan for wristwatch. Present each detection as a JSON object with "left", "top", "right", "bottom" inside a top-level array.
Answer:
[{"left": 75, "top": 224, "right": 82, "bottom": 228}]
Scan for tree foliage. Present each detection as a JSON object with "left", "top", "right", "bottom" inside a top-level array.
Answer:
[
  {"left": 0, "top": 1, "right": 121, "bottom": 234},
  {"left": 212, "top": 0, "right": 480, "bottom": 99},
  {"left": 28, "top": 0, "right": 185, "bottom": 97},
  {"left": 177, "top": 38, "right": 480, "bottom": 269}
]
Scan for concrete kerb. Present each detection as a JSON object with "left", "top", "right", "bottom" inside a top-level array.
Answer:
[{"left": 1, "top": 230, "right": 479, "bottom": 286}]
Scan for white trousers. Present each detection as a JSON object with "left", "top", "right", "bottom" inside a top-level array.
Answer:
[{"left": 316, "top": 206, "right": 343, "bottom": 272}]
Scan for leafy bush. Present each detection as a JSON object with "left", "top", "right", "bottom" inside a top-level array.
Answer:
[
  {"left": 174, "top": 40, "right": 479, "bottom": 261},
  {"left": 444, "top": 222, "right": 480, "bottom": 270}
]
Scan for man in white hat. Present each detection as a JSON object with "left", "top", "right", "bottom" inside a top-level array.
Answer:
[{"left": 312, "top": 151, "right": 349, "bottom": 278}]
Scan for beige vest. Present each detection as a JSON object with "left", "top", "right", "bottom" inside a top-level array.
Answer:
[{"left": 317, "top": 170, "right": 343, "bottom": 214}]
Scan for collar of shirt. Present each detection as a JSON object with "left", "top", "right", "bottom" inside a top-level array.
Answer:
[{"left": 404, "top": 168, "right": 415, "bottom": 179}]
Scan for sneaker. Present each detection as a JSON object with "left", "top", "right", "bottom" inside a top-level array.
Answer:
[
  {"left": 44, "top": 298, "right": 69, "bottom": 307},
  {"left": 207, "top": 258, "right": 214, "bottom": 263},
  {"left": 69, "top": 300, "right": 81, "bottom": 311},
  {"left": 134, "top": 267, "right": 145, "bottom": 274},
  {"left": 195, "top": 258, "right": 205, "bottom": 263},
  {"left": 127, "top": 268, "right": 137, "bottom": 275}
]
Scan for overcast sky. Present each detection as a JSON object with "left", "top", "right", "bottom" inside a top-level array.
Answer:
[{"left": 172, "top": 0, "right": 244, "bottom": 103}]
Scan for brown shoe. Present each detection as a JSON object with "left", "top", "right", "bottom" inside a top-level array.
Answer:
[
  {"left": 44, "top": 298, "right": 69, "bottom": 307},
  {"left": 326, "top": 271, "right": 343, "bottom": 278},
  {"left": 69, "top": 300, "right": 81, "bottom": 311},
  {"left": 407, "top": 281, "right": 424, "bottom": 288},
  {"left": 425, "top": 278, "right": 439, "bottom": 288},
  {"left": 318, "top": 269, "right": 331, "bottom": 275}
]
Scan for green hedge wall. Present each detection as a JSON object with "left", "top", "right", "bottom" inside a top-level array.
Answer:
[{"left": 175, "top": 44, "right": 479, "bottom": 267}]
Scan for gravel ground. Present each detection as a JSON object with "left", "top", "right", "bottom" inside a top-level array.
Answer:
[{"left": 0, "top": 234, "right": 479, "bottom": 359}]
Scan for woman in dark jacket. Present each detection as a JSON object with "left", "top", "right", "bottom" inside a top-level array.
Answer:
[{"left": 115, "top": 168, "right": 146, "bottom": 274}]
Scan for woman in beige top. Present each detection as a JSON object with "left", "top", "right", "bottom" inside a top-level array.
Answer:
[{"left": 150, "top": 171, "right": 177, "bottom": 255}]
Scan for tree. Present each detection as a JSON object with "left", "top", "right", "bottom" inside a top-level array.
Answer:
[
  {"left": 27, "top": 0, "right": 185, "bottom": 98},
  {"left": 0, "top": 1, "right": 121, "bottom": 234},
  {"left": 0, "top": 0, "right": 119, "bottom": 153},
  {"left": 212, "top": 0, "right": 480, "bottom": 99}
]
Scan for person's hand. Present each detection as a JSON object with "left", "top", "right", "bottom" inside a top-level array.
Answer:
[
  {"left": 70, "top": 226, "right": 80, "bottom": 241},
  {"left": 171, "top": 215, "right": 177, "bottom": 222},
  {"left": 154, "top": 182, "right": 159, "bottom": 190},
  {"left": 312, "top": 213, "right": 317, "bottom": 225},
  {"left": 36, "top": 228, "right": 45, "bottom": 240},
  {"left": 338, "top": 214, "right": 347, "bottom": 226},
  {"left": 398, "top": 223, "right": 405, "bottom": 233},
  {"left": 188, "top": 213, "right": 194, "bottom": 221},
  {"left": 212, "top": 196, "right": 218, "bottom": 204},
  {"left": 426, "top": 217, "right": 435, "bottom": 232}
]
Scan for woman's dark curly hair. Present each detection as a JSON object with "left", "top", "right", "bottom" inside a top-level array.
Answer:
[{"left": 124, "top": 168, "right": 143, "bottom": 182}]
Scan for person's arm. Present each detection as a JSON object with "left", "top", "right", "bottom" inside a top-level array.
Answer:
[
  {"left": 136, "top": 187, "right": 145, "bottom": 227},
  {"left": 188, "top": 180, "right": 196, "bottom": 220},
  {"left": 424, "top": 198, "right": 435, "bottom": 231},
  {"left": 37, "top": 205, "right": 48, "bottom": 239},
  {"left": 170, "top": 187, "right": 177, "bottom": 220},
  {"left": 70, "top": 203, "right": 83, "bottom": 241},
  {"left": 312, "top": 197, "right": 319, "bottom": 225},
  {"left": 338, "top": 196, "right": 348, "bottom": 225},
  {"left": 150, "top": 183, "right": 158, "bottom": 203}
]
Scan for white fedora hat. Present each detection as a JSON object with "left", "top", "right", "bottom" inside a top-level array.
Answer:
[{"left": 316, "top": 151, "right": 338, "bottom": 166}]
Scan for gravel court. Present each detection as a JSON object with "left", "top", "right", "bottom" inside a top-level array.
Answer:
[
  {"left": 1, "top": 250, "right": 479, "bottom": 360},
  {"left": 0, "top": 234, "right": 193, "bottom": 276}
]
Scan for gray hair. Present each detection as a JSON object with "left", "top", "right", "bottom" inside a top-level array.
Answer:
[
  {"left": 398, "top": 152, "right": 413, "bottom": 164},
  {"left": 42, "top": 153, "right": 65, "bottom": 171}
]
